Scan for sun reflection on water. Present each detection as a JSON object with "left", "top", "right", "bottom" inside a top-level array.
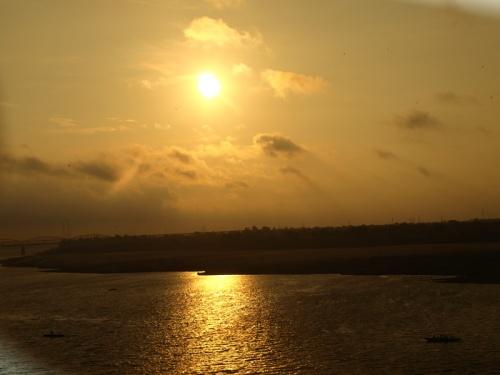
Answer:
[
  {"left": 198, "top": 274, "right": 240, "bottom": 291},
  {"left": 177, "top": 273, "right": 255, "bottom": 374}
]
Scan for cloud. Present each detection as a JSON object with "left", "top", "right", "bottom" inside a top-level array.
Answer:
[
  {"left": 121, "top": 145, "right": 222, "bottom": 187},
  {"left": 402, "top": 0, "right": 500, "bottom": 18},
  {"left": 254, "top": 133, "right": 304, "bottom": 158},
  {"left": 49, "top": 116, "right": 169, "bottom": 134},
  {"left": 50, "top": 116, "right": 80, "bottom": 128},
  {"left": 416, "top": 165, "right": 432, "bottom": 178},
  {"left": 396, "top": 110, "right": 441, "bottom": 130},
  {"left": 152, "top": 123, "right": 171, "bottom": 131},
  {"left": 374, "top": 149, "right": 399, "bottom": 160},
  {"left": 280, "top": 166, "right": 312, "bottom": 184},
  {"left": 0, "top": 153, "right": 71, "bottom": 178},
  {"left": 279, "top": 166, "right": 323, "bottom": 192},
  {"left": 71, "top": 160, "right": 122, "bottom": 182},
  {"left": 232, "top": 63, "right": 252, "bottom": 76},
  {"left": 435, "top": 91, "right": 477, "bottom": 105},
  {"left": 49, "top": 116, "right": 129, "bottom": 135},
  {"left": 139, "top": 80, "right": 154, "bottom": 90},
  {"left": 225, "top": 181, "right": 249, "bottom": 189},
  {"left": 52, "top": 126, "right": 129, "bottom": 135},
  {"left": 175, "top": 169, "right": 197, "bottom": 180},
  {"left": 204, "top": 0, "right": 244, "bottom": 8},
  {"left": 184, "top": 17, "right": 262, "bottom": 47},
  {"left": 261, "top": 69, "right": 327, "bottom": 98},
  {"left": 169, "top": 148, "right": 193, "bottom": 164},
  {"left": 124, "top": 145, "right": 221, "bottom": 186},
  {"left": 1, "top": 152, "right": 122, "bottom": 183},
  {"left": 373, "top": 149, "right": 437, "bottom": 178}
]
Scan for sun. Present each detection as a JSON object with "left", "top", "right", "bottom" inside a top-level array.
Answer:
[{"left": 197, "top": 72, "right": 221, "bottom": 99}]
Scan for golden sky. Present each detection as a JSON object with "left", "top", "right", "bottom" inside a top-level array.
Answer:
[{"left": 1, "top": 0, "right": 500, "bottom": 237}]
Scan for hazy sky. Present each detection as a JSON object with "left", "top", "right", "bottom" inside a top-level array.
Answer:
[{"left": 1, "top": 0, "right": 500, "bottom": 238}]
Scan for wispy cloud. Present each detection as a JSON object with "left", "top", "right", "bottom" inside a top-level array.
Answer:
[
  {"left": 374, "top": 149, "right": 399, "bottom": 160},
  {"left": 261, "top": 69, "right": 327, "bottom": 98},
  {"left": 50, "top": 116, "right": 129, "bottom": 134},
  {"left": 204, "top": 0, "right": 244, "bottom": 9},
  {"left": 435, "top": 91, "right": 478, "bottom": 105},
  {"left": 254, "top": 133, "right": 305, "bottom": 158},
  {"left": 49, "top": 116, "right": 80, "bottom": 128},
  {"left": 175, "top": 169, "right": 198, "bottom": 180},
  {"left": 0, "top": 153, "right": 71, "bottom": 178},
  {"left": 52, "top": 126, "right": 129, "bottom": 135},
  {"left": 374, "top": 148, "right": 436, "bottom": 179},
  {"left": 395, "top": 110, "right": 441, "bottom": 130},
  {"left": 49, "top": 116, "right": 169, "bottom": 134},
  {"left": 169, "top": 148, "right": 194, "bottom": 164},
  {"left": 232, "top": 63, "right": 252, "bottom": 76},
  {"left": 123, "top": 145, "right": 218, "bottom": 187},
  {"left": 71, "top": 160, "right": 122, "bottom": 182},
  {"left": 280, "top": 166, "right": 312, "bottom": 184},
  {"left": 225, "top": 181, "right": 249, "bottom": 189},
  {"left": 402, "top": 0, "right": 500, "bottom": 17},
  {"left": 417, "top": 165, "right": 433, "bottom": 178},
  {"left": 184, "top": 17, "right": 262, "bottom": 48},
  {"left": 0, "top": 152, "right": 122, "bottom": 182}
]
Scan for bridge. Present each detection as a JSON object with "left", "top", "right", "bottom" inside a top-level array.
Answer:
[
  {"left": 0, "top": 236, "right": 63, "bottom": 248},
  {"left": 0, "top": 234, "right": 110, "bottom": 248}
]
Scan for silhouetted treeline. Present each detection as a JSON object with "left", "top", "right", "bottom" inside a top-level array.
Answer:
[{"left": 56, "top": 219, "right": 500, "bottom": 254}]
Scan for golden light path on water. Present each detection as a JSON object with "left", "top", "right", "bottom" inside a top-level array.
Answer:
[
  {"left": 177, "top": 275, "right": 254, "bottom": 374},
  {"left": 169, "top": 274, "right": 316, "bottom": 374},
  {"left": 4, "top": 269, "right": 500, "bottom": 374}
]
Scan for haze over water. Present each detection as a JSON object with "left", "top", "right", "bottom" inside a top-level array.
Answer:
[{"left": 1, "top": 268, "right": 500, "bottom": 374}]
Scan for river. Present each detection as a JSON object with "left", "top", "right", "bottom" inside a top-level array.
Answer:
[{"left": 1, "top": 268, "right": 499, "bottom": 374}]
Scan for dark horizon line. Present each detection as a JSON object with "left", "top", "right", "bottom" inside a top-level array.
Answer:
[{"left": 2, "top": 216, "right": 498, "bottom": 244}]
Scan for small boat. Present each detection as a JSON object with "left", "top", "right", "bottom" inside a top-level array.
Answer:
[
  {"left": 197, "top": 271, "right": 206, "bottom": 276},
  {"left": 43, "top": 330, "right": 65, "bottom": 338},
  {"left": 425, "top": 335, "right": 461, "bottom": 343}
]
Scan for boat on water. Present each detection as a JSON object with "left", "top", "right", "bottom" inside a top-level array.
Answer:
[
  {"left": 425, "top": 335, "right": 461, "bottom": 343},
  {"left": 43, "top": 330, "right": 65, "bottom": 338}
]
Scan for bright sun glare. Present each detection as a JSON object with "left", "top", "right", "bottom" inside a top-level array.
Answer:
[{"left": 197, "top": 72, "right": 221, "bottom": 99}]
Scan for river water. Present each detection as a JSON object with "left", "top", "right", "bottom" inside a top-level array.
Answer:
[{"left": 1, "top": 267, "right": 500, "bottom": 374}]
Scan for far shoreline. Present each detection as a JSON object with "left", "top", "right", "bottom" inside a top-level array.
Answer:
[
  {"left": 3, "top": 220, "right": 500, "bottom": 283},
  {"left": 3, "top": 242, "right": 500, "bottom": 284}
]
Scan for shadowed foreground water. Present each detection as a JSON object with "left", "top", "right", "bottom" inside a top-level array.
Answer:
[{"left": 1, "top": 268, "right": 500, "bottom": 374}]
